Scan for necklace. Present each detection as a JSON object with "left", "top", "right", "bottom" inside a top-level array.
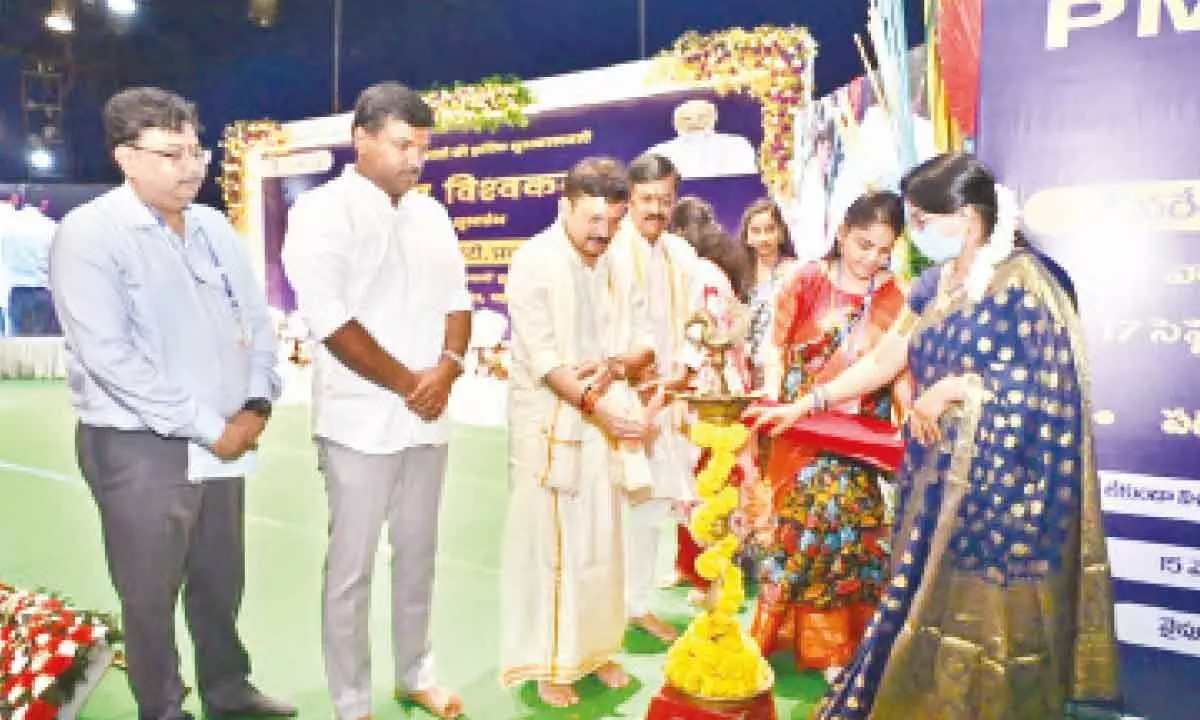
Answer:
[{"left": 830, "top": 259, "right": 876, "bottom": 360}]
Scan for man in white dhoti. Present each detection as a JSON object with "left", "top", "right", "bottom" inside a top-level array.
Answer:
[
  {"left": 646, "top": 99, "right": 758, "bottom": 179},
  {"left": 608, "top": 153, "right": 701, "bottom": 643},
  {"left": 501, "top": 157, "right": 657, "bottom": 709}
]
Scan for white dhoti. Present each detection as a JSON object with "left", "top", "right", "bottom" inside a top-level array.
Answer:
[
  {"left": 608, "top": 223, "right": 703, "bottom": 620},
  {"left": 500, "top": 222, "right": 635, "bottom": 688},
  {"left": 626, "top": 408, "right": 697, "bottom": 617},
  {"left": 500, "top": 424, "right": 626, "bottom": 686}
]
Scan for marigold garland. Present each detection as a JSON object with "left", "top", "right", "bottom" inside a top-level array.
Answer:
[
  {"left": 218, "top": 120, "right": 287, "bottom": 231},
  {"left": 655, "top": 25, "right": 818, "bottom": 195},
  {"left": 219, "top": 76, "right": 532, "bottom": 227},
  {"left": 425, "top": 75, "right": 534, "bottom": 134},
  {"left": 664, "top": 420, "right": 772, "bottom": 700}
]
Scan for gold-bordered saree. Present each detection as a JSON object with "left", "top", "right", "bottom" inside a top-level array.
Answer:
[{"left": 813, "top": 251, "right": 1120, "bottom": 719}]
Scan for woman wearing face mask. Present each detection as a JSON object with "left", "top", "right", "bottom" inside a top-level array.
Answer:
[
  {"left": 747, "top": 154, "right": 1120, "bottom": 719},
  {"left": 746, "top": 191, "right": 911, "bottom": 683}
]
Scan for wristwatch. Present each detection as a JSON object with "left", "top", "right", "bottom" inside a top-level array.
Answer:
[{"left": 242, "top": 397, "right": 273, "bottom": 420}]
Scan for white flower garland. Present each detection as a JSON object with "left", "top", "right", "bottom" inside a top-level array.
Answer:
[{"left": 963, "top": 183, "right": 1019, "bottom": 301}]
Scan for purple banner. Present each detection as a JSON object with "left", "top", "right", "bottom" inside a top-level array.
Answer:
[
  {"left": 979, "top": 3, "right": 1200, "bottom": 717},
  {"left": 262, "top": 90, "right": 768, "bottom": 319},
  {"left": 978, "top": 0, "right": 1200, "bottom": 482}
]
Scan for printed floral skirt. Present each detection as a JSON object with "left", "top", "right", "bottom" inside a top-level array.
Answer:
[{"left": 751, "top": 454, "right": 890, "bottom": 668}]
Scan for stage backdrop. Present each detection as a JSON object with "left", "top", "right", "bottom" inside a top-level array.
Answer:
[
  {"left": 978, "top": 2, "right": 1200, "bottom": 718},
  {"left": 260, "top": 89, "right": 767, "bottom": 320},
  {"left": 788, "top": 45, "right": 936, "bottom": 267}
]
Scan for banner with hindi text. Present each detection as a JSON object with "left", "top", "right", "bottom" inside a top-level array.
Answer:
[{"left": 260, "top": 90, "right": 768, "bottom": 322}]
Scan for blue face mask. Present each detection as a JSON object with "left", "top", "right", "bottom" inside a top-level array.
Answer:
[{"left": 910, "top": 217, "right": 965, "bottom": 263}]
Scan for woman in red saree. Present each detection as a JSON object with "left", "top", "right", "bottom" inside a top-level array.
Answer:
[{"left": 749, "top": 191, "right": 912, "bottom": 682}]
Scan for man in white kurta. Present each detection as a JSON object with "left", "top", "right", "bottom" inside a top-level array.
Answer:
[
  {"left": 501, "top": 158, "right": 655, "bottom": 710},
  {"left": 282, "top": 83, "right": 469, "bottom": 720},
  {"left": 607, "top": 153, "right": 701, "bottom": 643}
]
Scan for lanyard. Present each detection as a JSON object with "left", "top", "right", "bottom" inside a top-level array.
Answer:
[
  {"left": 196, "top": 227, "right": 242, "bottom": 319},
  {"left": 154, "top": 213, "right": 244, "bottom": 328}
]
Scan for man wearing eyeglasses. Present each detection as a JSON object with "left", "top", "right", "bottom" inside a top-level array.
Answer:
[{"left": 49, "top": 87, "right": 295, "bottom": 720}]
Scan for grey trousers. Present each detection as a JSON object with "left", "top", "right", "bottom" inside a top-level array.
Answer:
[
  {"left": 316, "top": 440, "right": 449, "bottom": 720},
  {"left": 76, "top": 424, "right": 253, "bottom": 720}
]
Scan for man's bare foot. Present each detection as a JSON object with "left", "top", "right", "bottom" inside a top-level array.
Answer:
[
  {"left": 631, "top": 613, "right": 680, "bottom": 643},
  {"left": 536, "top": 681, "right": 579, "bottom": 708},
  {"left": 594, "top": 661, "right": 631, "bottom": 690},
  {"left": 403, "top": 686, "right": 464, "bottom": 719}
]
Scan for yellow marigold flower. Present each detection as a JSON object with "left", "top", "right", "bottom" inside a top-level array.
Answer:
[
  {"left": 695, "top": 549, "right": 727, "bottom": 581},
  {"left": 690, "top": 422, "right": 716, "bottom": 447}
]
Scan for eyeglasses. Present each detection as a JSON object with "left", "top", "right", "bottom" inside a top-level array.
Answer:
[{"left": 131, "top": 145, "right": 213, "bottom": 166}]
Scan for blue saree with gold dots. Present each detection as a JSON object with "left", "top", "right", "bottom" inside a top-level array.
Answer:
[{"left": 813, "top": 251, "right": 1120, "bottom": 720}]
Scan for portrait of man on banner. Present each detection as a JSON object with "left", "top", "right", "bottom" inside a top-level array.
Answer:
[{"left": 645, "top": 98, "right": 759, "bottom": 179}]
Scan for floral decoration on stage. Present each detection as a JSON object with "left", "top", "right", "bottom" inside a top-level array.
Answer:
[
  {"left": 218, "top": 76, "right": 530, "bottom": 228},
  {"left": 656, "top": 25, "right": 818, "bottom": 195},
  {"left": 219, "top": 119, "right": 287, "bottom": 231},
  {"left": 425, "top": 75, "right": 534, "bottom": 134},
  {"left": 664, "top": 421, "right": 772, "bottom": 701},
  {"left": 0, "top": 584, "right": 118, "bottom": 720}
]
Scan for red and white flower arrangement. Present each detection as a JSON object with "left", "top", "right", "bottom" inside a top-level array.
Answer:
[{"left": 0, "top": 584, "right": 119, "bottom": 720}]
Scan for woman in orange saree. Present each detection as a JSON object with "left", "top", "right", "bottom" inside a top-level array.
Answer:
[{"left": 749, "top": 191, "right": 912, "bottom": 682}]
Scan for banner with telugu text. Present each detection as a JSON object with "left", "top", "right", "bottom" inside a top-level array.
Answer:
[{"left": 978, "top": 2, "right": 1200, "bottom": 717}]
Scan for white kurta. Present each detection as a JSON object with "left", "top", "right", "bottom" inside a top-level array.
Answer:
[
  {"left": 608, "top": 221, "right": 699, "bottom": 503},
  {"left": 282, "top": 165, "right": 471, "bottom": 453},
  {"left": 501, "top": 223, "right": 635, "bottom": 686},
  {"left": 646, "top": 133, "right": 759, "bottom": 179}
]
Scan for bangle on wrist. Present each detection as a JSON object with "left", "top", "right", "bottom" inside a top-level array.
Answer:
[
  {"left": 441, "top": 349, "right": 465, "bottom": 372},
  {"left": 581, "top": 390, "right": 599, "bottom": 416},
  {"left": 580, "top": 383, "right": 598, "bottom": 415},
  {"left": 609, "top": 357, "right": 627, "bottom": 380}
]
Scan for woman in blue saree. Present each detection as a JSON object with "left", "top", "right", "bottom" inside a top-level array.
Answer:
[{"left": 746, "top": 154, "right": 1120, "bottom": 719}]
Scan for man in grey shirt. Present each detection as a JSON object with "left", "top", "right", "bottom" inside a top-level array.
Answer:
[{"left": 49, "top": 87, "right": 294, "bottom": 720}]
